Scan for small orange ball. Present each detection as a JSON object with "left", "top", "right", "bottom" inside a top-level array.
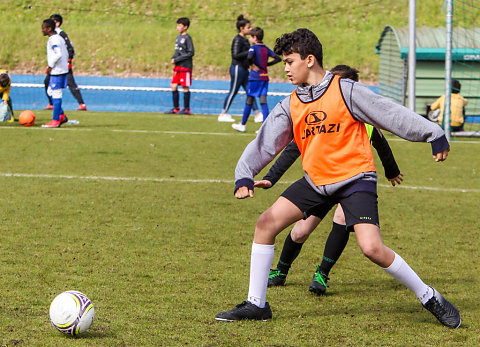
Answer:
[{"left": 19, "top": 110, "right": 36, "bottom": 126}]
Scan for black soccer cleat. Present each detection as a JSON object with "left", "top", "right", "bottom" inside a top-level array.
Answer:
[
  {"left": 166, "top": 107, "right": 180, "bottom": 114},
  {"left": 215, "top": 301, "right": 272, "bottom": 322},
  {"left": 178, "top": 108, "right": 191, "bottom": 115},
  {"left": 423, "top": 287, "right": 461, "bottom": 329},
  {"left": 267, "top": 268, "right": 287, "bottom": 287},
  {"left": 308, "top": 264, "right": 329, "bottom": 295}
]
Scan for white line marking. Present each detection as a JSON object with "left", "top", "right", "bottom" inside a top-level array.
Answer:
[
  {"left": 0, "top": 172, "right": 478, "bottom": 193},
  {"left": 0, "top": 126, "right": 253, "bottom": 136},
  {"left": 1, "top": 126, "right": 479, "bottom": 143},
  {"left": 111, "top": 129, "right": 252, "bottom": 136},
  {"left": 11, "top": 82, "right": 291, "bottom": 96},
  {"left": 383, "top": 137, "right": 480, "bottom": 144},
  {"left": 377, "top": 183, "right": 480, "bottom": 193},
  {"left": 0, "top": 172, "right": 232, "bottom": 183}
]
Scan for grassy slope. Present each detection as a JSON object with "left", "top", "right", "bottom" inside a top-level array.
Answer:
[
  {"left": 0, "top": 112, "right": 479, "bottom": 345},
  {"left": 0, "top": 0, "right": 449, "bottom": 81}
]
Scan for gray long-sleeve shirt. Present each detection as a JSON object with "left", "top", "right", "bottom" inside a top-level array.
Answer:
[{"left": 234, "top": 71, "right": 449, "bottom": 196}]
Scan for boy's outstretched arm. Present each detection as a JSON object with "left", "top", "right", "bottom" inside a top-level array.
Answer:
[
  {"left": 343, "top": 80, "right": 450, "bottom": 160},
  {"left": 234, "top": 99, "right": 293, "bottom": 198}
]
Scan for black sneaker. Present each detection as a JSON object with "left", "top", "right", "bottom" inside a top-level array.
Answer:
[
  {"left": 267, "top": 268, "right": 287, "bottom": 287},
  {"left": 215, "top": 301, "right": 272, "bottom": 321},
  {"left": 178, "top": 108, "right": 191, "bottom": 115},
  {"left": 166, "top": 108, "right": 180, "bottom": 114},
  {"left": 309, "top": 264, "right": 329, "bottom": 295},
  {"left": 423, "top": 287, "right": 461, "bottom": 328}
]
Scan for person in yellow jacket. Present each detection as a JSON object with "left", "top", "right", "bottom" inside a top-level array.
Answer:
[
  {"left": 430, "top": 79, "right": 468, "bottom": 131},
  {"left": 0, "top": 70, "right": 15, "bottom": 122}
]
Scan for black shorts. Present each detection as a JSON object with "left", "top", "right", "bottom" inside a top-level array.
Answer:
[{"left": 281, "top": 177, "right": 379, "bottom": 231}]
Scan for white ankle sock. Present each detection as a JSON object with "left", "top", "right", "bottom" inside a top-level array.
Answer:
[
  {"left": 247, "top": 242, "right": 275, "bottom": 308},
  {"left": 382, "top": 252, "right": 433, "bottom": 304}
]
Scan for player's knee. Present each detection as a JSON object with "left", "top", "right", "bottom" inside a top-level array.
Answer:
[
  {"left": 359, "top": 240, "right": 384, "bottom": 262},
  {"left": 246, "top": 96, "right": 255, "bottom": 105},
  {"left": 255, "top": 212, "right": 273, "bottom": 233},
  {"left": 290, "top": 224, "right": 311, "bottom": 243},
  {"left": 259, "top": 95, "right": 267, "bottom": 104}
]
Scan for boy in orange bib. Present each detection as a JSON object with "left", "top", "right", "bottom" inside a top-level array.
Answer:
[{"left": 215, "top": 29, "right": 460, "bottom": 328}]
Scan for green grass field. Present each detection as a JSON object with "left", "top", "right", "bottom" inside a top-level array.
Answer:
[{"left": 0, "top": 111, "right": 479, "bottom": 346}]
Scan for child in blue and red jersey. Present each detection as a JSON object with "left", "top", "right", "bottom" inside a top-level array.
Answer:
[{"left": 232, "top": 27, "right": 281, "bottom": 132}]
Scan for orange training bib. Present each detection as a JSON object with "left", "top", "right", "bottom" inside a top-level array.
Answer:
[{"left": 290, "top": 75, "right": 376, "bottom": 186}]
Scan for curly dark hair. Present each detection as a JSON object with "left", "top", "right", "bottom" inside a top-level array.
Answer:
[
  {"left": 274, "top": 28, "right": 323, "bottom": 67},
  {"left": 0, "top": 72, "right": 9, "bottom": 88},
  {"left": 330, "top": 64, "right": 359, "bottom": 82}
]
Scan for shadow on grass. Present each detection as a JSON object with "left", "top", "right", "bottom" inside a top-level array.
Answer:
[{"left": 59, "top": 328, "right": 116, "bottom": 340}]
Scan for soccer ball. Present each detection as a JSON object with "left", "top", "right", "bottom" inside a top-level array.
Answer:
[
  {"left": 18, "top": 110, "right": 35, "bottom": 126},
  {"left": 49, "top": 290, "right": 95, "bottom": 336}
]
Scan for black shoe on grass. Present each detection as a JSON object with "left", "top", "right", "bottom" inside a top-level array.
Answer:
[
  {"left": 215, "top": 301, "right": 272, "bottom": 321},
  {"left": 178, "top": 108, "right": 191, "bottom": 115},
  {"left": 309, "top": 264, "right": 329, "bottom": 295},
  {"left": 267, "top": 268, "right": 287, "bottom": 287},
  {"left": 423, "top": 287, "right": 461, "bottom": 329},
  {"left": 166, "top": 107, "right": 180, "bottom": 114}
]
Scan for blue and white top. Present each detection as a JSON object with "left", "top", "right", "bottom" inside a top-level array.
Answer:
[{"left": 47, "top": 34, "right": 68, "bottom": 75}]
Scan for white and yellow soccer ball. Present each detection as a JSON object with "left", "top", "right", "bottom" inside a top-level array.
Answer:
[{"left": 49, "top": 290, "right": 95, "bottom": 336}]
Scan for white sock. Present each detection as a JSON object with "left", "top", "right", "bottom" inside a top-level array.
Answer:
[
  {"left": 382, "top": 252, "right": 433, "bottom": 304},
  {"left": 247, "top": 242, "right": 275, "bottom": 308}
]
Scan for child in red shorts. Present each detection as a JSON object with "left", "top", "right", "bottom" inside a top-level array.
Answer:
[{"left": 167, "top": 17, "right": 194, "bottom": 115}]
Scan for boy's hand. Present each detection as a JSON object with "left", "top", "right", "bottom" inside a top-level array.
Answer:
[
  {"left": 171, "top": 58, "right": 175, "bottom": 64},
  {"left": 388, "top": 172, "right": 404, "bottom": 186},
  {"left": 433, "top": 148, "right": 450, "bottom": 162},
  {"left": 254, "top": 180, "right": 272, "bottom": 189},
  {"left": 235, "top": 186, "right": 254, "bottom": 199},
  {"left": 250, "top": 65, "right": 260, "bottom": 72}
]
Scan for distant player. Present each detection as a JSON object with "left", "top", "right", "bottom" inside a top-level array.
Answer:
[
  {"left": 0, "top": 70, "right": 15, "bottom": 122},
  {"left": 218, "top": 15, "right": 262, "bottom": 123},
  {"left": 216, "top": 28, "right": 460, "bottom": 329},
  {"left": 260, "top": 65, "right": 403, "bottom": 295},
  {"left": 41, "top": 19, "right": 69, "bottom": 128},
  {"left": 430, "top": 79, "right": 468, "bottom": 131},
  {"left": 44, "top": 14, "right": 87, "bottom": 111},
  {"left": 167, "top": 17, "right": 194, "bottom": 115},
  {"left": 232, "top": 27, "right": 281, "bottom": 132}
]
